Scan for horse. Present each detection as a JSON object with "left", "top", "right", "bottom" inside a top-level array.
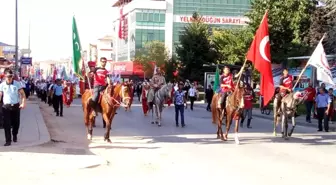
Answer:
[
  {"left": 273, "top": 91, "right": 309, "bottom": 139},
  {"left": 124, "top": 83, "right": 134, "bottom": 112},
  {"left": 211, "top": 81, "right": 245, "bottom": 144},
  {"left": 148, "top": 83, "right": 173, "bottom": 127},
  {"left": 81, "top": 83, "right": 131, "bottom": 143}
]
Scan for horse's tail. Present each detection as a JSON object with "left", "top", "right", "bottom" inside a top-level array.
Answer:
[{"left": 211, "top": 93, "right": 219, "bottom": 124}]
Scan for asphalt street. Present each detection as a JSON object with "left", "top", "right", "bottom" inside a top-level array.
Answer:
[{"left": 1, "top": 98, "right": 335, "bottom": 185}]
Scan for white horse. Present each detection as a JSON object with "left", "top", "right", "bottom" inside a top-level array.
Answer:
[{"left": 147, "top": 83, "right": 173, "bottom": 127}]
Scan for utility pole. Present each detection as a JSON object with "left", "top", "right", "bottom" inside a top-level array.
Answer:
[
  {"left": 15, "top": 0, "right": 19, "bottom": 72},
  {"left": 28, "top": 21, "right": 31, "bottom": 57}
]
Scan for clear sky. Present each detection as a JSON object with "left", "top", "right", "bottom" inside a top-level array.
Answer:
[{"left": 0, "top": 0, "right": 118, "bottom": 61}]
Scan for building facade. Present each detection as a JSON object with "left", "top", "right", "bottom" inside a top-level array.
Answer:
[{"left": 111, "top": 0, "right": 251, "bottom": 77}]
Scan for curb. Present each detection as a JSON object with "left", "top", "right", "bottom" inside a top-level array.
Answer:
[{"left": 194, "top": 104, "right": 336, "bottom": 132}]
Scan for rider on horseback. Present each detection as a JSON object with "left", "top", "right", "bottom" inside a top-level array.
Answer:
[
  {"left": 217, "top": 66, "right": 235, "bottom": 109},
  {"left": 148, "top": 67, "right": 166, "bottom": 104},
  {"left": 279, "top": 68, "right": 293, "bottom": 97},
  {"left": 276, "top": 68, "right": 299, "bottom": 116},
  {"left": 89, "top": 57, "right": 111, "bottom": 116}
]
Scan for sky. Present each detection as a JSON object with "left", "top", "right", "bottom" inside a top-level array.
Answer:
[{"left": 0, "top": 0, "right": 119, "bottom": 61}]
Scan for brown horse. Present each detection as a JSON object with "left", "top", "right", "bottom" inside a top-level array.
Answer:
[
  {"left": 211, "top": 82, "right": 245, "bottom": 144},
  {"left": 81, "top": 83, "right": 131, "bottom": 143}
]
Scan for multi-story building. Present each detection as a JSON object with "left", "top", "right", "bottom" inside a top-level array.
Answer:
[{"left": 111, "top": 0, "right": 251, "bottom": 79}]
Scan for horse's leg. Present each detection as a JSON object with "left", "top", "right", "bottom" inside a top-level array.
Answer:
[
  {"left": 84, "top": 105, "right": 93, "bottom": 140},
  {"left": 281, "top": 113, "right": 286, "bottom": 138},
  {"left": 273, "top": 98, "right": 278, "bottom": 136},
  {"left": 223, "top": 112, "right": 233, "bottom": 141},
  {"left": 103, "top": 117, "right": 106, "bottom": 128},
  {"left": 288, "top": 116, "right": 296, "bottom": 137},
  {"left": 216, "top": 109, "right": 221, "bottom": 139},
  {"left": 150, "top": 104, "right": 155, "bottom": 124},
  {"left": 157, "top": 106, "right": 162, "bottom": 127},
  {"left": 87, "top": 114, "right": 94, "bottom": 140},
  {"left": 284, "top": 115, "right": 289, "bottom": 140},
  {"left": 234, "top": 118, "right": 240, "bottom": 145},
  {"left": 155, "top": 104, "right": 159, "bottom": 125},
  {"left": 103, "top": 112, "right": 112, "bottom": 143}
]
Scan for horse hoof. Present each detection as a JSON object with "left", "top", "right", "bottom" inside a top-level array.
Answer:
[
  {"left": 105, "top": 138, "right": 112, "bottom": 143},
  {"left": 158, "top": 124, "right": 161, "bottom": 127},
  {"left": 87, "top": 134, "right": 92, "bottom": 140},
  {"left": 216, "top": 135, "right": 220, "bottom": 139},
  {"left": 288, "top": 133, "right": 292, "bottom": 137},
  {"left": 151, "top": 121, "right": 154, "bottom": 124},
  {"left": 155, "top": 121, "right": 159, "bottom": 124}
]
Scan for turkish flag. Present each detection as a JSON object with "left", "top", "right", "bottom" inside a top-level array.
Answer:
[
  {"left": 118, "top": 7, "right": 123, "bottom": 39},
  {"left": 246, "top": 11, "right": 274, "bottom": 106}
]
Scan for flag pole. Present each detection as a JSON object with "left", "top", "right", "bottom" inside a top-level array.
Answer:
[
  {"left": 292, "top": 33, "right": 327, "bottom": 90},
  {"left": 235, "top": 10, "right": 269, "bottom": 88}
]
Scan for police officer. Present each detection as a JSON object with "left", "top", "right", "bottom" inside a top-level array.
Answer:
[{"left": 0, "top": 69, "right": 26, "bottom": 146}]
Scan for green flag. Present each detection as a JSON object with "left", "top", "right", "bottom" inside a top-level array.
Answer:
[
  {"left": 213, "top": 65, "right": 220, "bottom": 92},
  {"left": 72, "top": 16, "right": 82, "bottom": 78}
]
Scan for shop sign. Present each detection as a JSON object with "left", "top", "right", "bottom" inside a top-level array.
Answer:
[
  {"left": 113, "top": 65, "right": 127, "bottom": 71},
  {"left": 174, "top": 15, "right": 248, "bottom": 25}
]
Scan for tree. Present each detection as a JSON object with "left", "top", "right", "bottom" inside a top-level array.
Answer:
[
  {"left": 135, "top": 41, "right": 169, "bottom": 78},
  {"left": 306, "top": 5, "right": 336, "bottom": 54},
  {"left": 246, "top": 0, "right": 315, "bottom": 64},
  {"left": 176, "top": 12, "right": 218, "bottom": 81},
  {"left": 211, "top": 28, "right": 254, "bottom": 64}
]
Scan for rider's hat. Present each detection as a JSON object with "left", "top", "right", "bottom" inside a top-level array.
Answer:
[{"left": 88, "top": 61, "right": 96, "bottom": 67}]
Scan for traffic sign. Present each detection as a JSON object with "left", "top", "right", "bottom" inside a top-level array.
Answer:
[{"left": 21, "top": 57, "right": 32, "bottom": 65}]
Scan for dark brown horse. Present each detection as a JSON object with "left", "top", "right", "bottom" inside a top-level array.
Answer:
[
  {"left": 81, "top": 83, "right": 131, "bottom": 143},
  {"left": 211, "top": 82, "right": 245, "bottom": 144}
]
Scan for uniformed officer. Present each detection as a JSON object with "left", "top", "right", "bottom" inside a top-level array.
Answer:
[{"left": 0, "top": 69, "right": 26, "bottom": 146}]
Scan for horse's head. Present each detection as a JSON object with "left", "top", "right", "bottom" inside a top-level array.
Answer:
[
  {"left": 161, "top": 83, "right": 174, "bottom": 100},
  {"left": 107, "top": 83, "right": 131, "bottom": 107},
  {"left": 293, "top": 90, "right": 310, "bottom": 104}
]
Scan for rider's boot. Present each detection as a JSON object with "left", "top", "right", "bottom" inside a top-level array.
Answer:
[{"left": 247, "top": 119, "right": 252, "bottom": 128}]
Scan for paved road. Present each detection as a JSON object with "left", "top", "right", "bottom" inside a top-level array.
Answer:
[{"left": 1, "top": 98, "right": 336, "bottom": 184}]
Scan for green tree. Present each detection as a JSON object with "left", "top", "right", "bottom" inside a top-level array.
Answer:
[
  {"left": 211, "top": 28, "right": 254, "bottom": 64},
  {"left": 176, "top": 12, "right": 218, "bottom": 81},
  {"left": 246, "top": 0, "right": 315, "bottom": 64},
  {"left": 306, "top": 4, "right": 336, "bottom": 54},
  {"left": 135, "top": 41, "right": 169, "bottom": 78}
]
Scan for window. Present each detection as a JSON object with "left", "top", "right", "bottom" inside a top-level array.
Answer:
[
  {"left": 159, "top": 13, "right": 165, "bottom": 22},
  {"left": 148, "top": 13, "right": 153, "bottom": 21},
  {"left": 136, "top": 12, "right": 142, "bottom": 21},
  {"left": 143, "top": 13, "right": 148, "bottom": 21},
  {"left": 154, "top": 13, "right": 160, "bottom": 22}
]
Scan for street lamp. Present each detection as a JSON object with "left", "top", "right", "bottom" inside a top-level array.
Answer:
[{"left": 15, "top": 0, "right": 19, "bottom": 72}]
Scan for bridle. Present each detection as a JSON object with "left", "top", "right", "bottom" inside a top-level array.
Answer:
[{"left": 104, "top": 84, "right": 131, "bottom": 108}]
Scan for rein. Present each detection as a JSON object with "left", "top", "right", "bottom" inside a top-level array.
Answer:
[{"left": 104, "top": 85, "right": 130, "bottom": 108}]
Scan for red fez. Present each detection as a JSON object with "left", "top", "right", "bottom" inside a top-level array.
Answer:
[{"left": 88, "top": 61, "right": 96, "bottom": 67}]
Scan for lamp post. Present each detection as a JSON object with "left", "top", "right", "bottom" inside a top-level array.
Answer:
[{"left": 15, "top": 0, "right": 19, "bottom": 72}]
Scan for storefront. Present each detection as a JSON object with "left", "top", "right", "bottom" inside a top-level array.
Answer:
[{"left": 111, "top": 61, "right": 148, "bottom": 81}]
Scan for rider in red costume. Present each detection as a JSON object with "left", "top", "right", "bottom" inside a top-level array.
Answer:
[
  {"left": 218, "top": 66, "right": 235, "bottom": 108},
  {"left": 277, "top": 68, "right": 299, "bottom": 116},
  {"left": 279, "top": 68, "right": 293, "bottom": 96},
  {"left": 89, "top": 57, "right": 111, "bottom": 116}
]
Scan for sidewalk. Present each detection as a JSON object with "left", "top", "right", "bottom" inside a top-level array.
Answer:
[
  {"left": 194, "top": 103, "right": 336, "bottom": 132},
  {"left": 0, "top": 100, "right": 50, "bottom": 148}
]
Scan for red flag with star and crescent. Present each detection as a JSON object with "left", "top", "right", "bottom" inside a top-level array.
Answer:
[{"left": 246, "top": 11, "right": 274, "bottom": 106}]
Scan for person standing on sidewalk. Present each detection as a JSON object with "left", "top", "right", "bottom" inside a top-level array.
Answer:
[
  {"left": 174, "top": 82, "right": 186, "bottom": 127},
  {"left": 188, "top": 83, "right": 198, "bottom": 111},
  {"left": 205, "top": 85, "right": 214, "bottom": 111},
  {"left": 304, "top": 82, "right": 316, "bottom": 123},
  {"left": 0, "top": 69, "right": 26, "bottom": 146},
  {"left": 315, "top": 87, "right": 331, "bottom": 132},
  {"left": 51, "top": 79, "right": 64, "bottom": 117}
]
